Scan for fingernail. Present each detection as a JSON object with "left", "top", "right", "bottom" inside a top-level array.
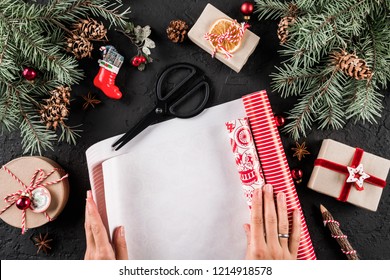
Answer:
[
  {"left": 265, "top": 184, "right": 273, "bottom": 193},
  {"left": 87, "top": 190, "right": 92, "bottom": 199},
  {"left": 120, "top": 226, "right": 125, "bottom": 237}
]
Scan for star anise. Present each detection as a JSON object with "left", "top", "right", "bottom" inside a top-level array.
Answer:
[
  {"left": 82, "top": 92, "right": 101, "bottom": 110},
  {"left": 33, "top": 233, "right": 53, "bottom": 254},
  {"left": 292, "top": 141, "right": 310, "bottom": 161}
]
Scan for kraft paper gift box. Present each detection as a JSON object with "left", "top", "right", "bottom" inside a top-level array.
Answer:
[
  {"left": 0, "top": 156, "right": 69, "bottom": 233},
  {"left": 308, "top": 139, "right": 390, "bottom": 211},
  {"left": 188, "top": 3, "right": 260, "bottom": 73}
]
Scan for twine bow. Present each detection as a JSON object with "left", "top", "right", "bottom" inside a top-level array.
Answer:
[
  {"left": 204, "top": 20, "right": 249, "bottom": 59},
  {"left": 0, "top": 166, "right": 68, "bottom": 234}
]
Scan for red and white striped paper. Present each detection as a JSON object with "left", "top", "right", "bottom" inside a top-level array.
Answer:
[{"left": 242, "top": 90, "right": 316, "bottom": 260}]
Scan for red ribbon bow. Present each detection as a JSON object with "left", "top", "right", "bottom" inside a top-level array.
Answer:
[
  {"left": 0, "top": 166, "right": 68, "bottom": 234},
  {"left": 314, "top": 148, "right": 386, "bottom": 202}
]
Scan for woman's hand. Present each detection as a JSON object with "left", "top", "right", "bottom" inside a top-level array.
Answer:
[
  {"left": 84, "top": 190, "right": 128, "bottom": 260},
  {"left": 244, "top": 184, "right": 301, "bottom": 260}
]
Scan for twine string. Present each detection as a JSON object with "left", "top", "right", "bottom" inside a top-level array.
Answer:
[
  {"left": 0, "top": 165, "right": 68, "bottom": 234},
  {"left": 204, "top": 20, "right": 249, "bottom": 59},
  {"left": 322, "top": 211, "right": 359, "bottom": 260}
]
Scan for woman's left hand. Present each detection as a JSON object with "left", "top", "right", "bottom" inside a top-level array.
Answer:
[{"left": 84, "top": 190, "right": 128, "bottom": 260}]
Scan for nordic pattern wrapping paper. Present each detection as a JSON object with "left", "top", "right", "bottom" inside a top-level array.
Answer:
[
  {"left": 226, "top": 118, "right": 265, "bottom": 208},
  {"left": 242, "top": 90, "right": 316, "bottom": 260}
]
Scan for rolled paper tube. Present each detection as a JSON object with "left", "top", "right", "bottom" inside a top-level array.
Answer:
[
  {"left": 226, "top": 118, "right": 265, "bottom": 208},
  {"left": 242, "top": 90, "right": 316, "bottom": 260}
]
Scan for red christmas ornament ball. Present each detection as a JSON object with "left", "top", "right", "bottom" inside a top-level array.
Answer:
[
  {"left": 16, "top": 196, "right": 31, "bottom": 210},
  {"left": 22, "top": 67, "right": 37, "bottom": 81},
  {"left": 241, "top": 1, "right": 254, "bottom": 19},
  {"left": 291, "top": 168, "right": 303, "bottom": 183},
  {"left": 274, "top": 114, "right": 286, "bottom": 127},
  {"left": 131, "top": 56, "right": 142, "bottom": 67}
]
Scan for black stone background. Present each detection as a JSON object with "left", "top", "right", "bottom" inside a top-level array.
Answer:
[{"left": 1, "top": 0, "right": 390, "bottom": 260}]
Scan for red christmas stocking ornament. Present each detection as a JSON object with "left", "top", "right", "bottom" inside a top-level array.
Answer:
[{"left": 94, "top": 46, "right": 124, "bottom": 100}]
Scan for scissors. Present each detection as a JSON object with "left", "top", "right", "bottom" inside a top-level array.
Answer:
[{"left": 112, "top": 63, "right": 210, "bottom": 151}]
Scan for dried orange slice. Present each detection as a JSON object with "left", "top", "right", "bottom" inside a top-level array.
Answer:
[{"left": 207, "top": 19, "right": 243, "bottom": 54}]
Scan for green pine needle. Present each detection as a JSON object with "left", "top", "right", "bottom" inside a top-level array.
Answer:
[
  {"left": 0, "top": 0, "right": 131, "bottom": 154},
  {"left": 255, "top": 0, "right": 390, "bottom": 139}
]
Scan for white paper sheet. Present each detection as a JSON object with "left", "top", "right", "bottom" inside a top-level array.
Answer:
[{"left": 86, "top": 99, "right": 250, "bottom": 259}]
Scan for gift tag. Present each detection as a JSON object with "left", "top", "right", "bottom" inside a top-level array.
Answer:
[{"left": 30, "top": 187, "right": 51, "bottom": 213}]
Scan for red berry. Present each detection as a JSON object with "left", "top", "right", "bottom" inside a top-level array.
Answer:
[
  {"left": 139, "top": 56, "right": 147, "bottom": 64},
  {"left": 16, "top": 196, "right": 31, "bottom": 210},
  {"left": 131, "top": 56, "right": 142, "bottom": 67}
]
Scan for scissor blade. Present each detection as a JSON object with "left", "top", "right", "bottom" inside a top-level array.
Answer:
[{"left": 112, "top": 109, "right": 157, "bottom": 151}]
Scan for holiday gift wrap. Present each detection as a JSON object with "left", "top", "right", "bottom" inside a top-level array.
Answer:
[
  {"left": 308, "top": 139, "right": 390, "bottom": 211},
  {"left": 188, "top": 3, "right": 260, "bottom": 73},
  {"left": 0, "top": 157, "right": 69, "bottom": 234},
  {"left": 226, "top": 118, "right": 265, "bottom": 208},
  {"left": 242, "top": 90, "right": 316, "bottom": 260}
]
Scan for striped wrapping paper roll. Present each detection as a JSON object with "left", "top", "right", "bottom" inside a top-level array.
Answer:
[{"left": 242, "top": 90, "right": 316, "bottom": 260}]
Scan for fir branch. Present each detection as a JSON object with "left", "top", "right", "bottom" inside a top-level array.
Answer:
[
  {"left": 0, "top": 0, "right": 133, "bottom": 154},
  {"left": 58, "top": 123, "right": 82, "bottom": 145},
  {"left": 271, "top": 63, "right": 321, "bottom": 97},
  {"left": 256, "top": 0, "right": 389, "bottom": 138},
  {"left": 282, "top": 66, "right": 344, "bottom": 139},
  {"left": 283, "top": 91, "right": 316, "bottom": 139},
  {"left": 41, "top": 0, "right": 131, "bottom": 28},
  {"left": 86, "top": 1, "right": 130, "bottom": 28},
  {"left": 12, "top": 84, "right": 55, "bottom": 154},
  {"left": 20, "top": 113, "right": 56, "bottom": 155},
  {"left": 345, "top": 80, "right": 383, "bottom": 123},
  {"left": 0, "top": 84, "right": 19, "bottom": 132},
  {"left": 315, "top": 69, "right": 346, "bottom": 129},
  {"left": 1, "top": 17, "right": 83, "bottom": 85},
  {"left": 255, "top": 0, "right": 292, "bottom": 20}
]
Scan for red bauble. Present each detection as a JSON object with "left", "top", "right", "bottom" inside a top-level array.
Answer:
[
  {"left": 131, "top": 56, "right": 142, "bottom": 67},
  {"left": 291, "top": 168, "right": 303, "bottom": 184},
  {"left": 274, "top": 114, "right": 286, "bottom": 127},
  {"left": 16, "top": 196, "right": 31, "bottom": 210},
  {"left": 241, "top": 1, "right": 254, "bottom": 21},
  {"left": 22, "top": 67, "right": 37, "bottom": 81}
]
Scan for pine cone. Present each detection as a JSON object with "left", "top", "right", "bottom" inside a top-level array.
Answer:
[
  {"left": 73, "top": 18, "right": 107, "bottom": 41},
  {"left": 277, "top": 16, "right": 296, "bottom": 45},
  {"left": 332, "top": 50, "right": 373, "bottom": 80},
  {"left": 166, "top": 20, "right": 189, "bottom": 43},
  {"left": 66, "top": 35, "right": 93, "bottom": 59},
  {"left": 40, "top": 86, "right": 71, "bottom": 130}
]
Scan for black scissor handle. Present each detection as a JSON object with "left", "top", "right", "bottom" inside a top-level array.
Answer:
[
  {"left": 169, "top": 80, "right": 210, "bottom": 118},
  {"left": 156, "top": 63, "right": 197, "bottom": 101},
  {"left": 156, "top": 63, "right": 210, "bottom": 118}
]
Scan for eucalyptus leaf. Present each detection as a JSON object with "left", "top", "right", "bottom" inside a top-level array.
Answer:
[
  {"left": 142, "top": 25, "right": 152, "bottom": 38},
  {"left": 144, "top": 38, "right": 156, "bottom": 49},
  {"left": 142, "top": 46, "right": 151, "bottom": 55}
]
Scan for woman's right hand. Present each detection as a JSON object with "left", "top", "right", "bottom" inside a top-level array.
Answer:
[{"left": 243, "top": 184, "right": 301, "bottom": 260}]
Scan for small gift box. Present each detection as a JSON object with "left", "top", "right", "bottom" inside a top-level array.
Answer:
[
  {"left": 0, "top": 156, "right": 69, "bottom": 233},
  {"left": 308, "top": 139, "right": 390, "bottom": 211},
  {"left": 188, "top": 3, "right": 260, "bottom": 73}
]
